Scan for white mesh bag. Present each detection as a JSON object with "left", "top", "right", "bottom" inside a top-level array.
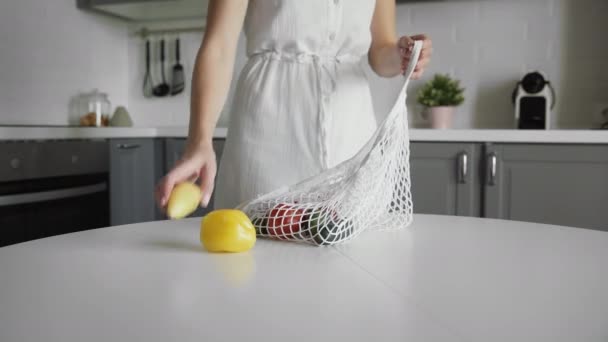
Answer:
[{"left": 237, "top": 41, "right": 423, "bottom": 246}]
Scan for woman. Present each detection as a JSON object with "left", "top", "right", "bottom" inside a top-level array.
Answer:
[{"left": 156, "top": 0, "right": 432, "bottom": 210}]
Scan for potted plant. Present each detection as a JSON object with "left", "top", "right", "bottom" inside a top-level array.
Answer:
[{"left": 417, "top": 74, "right": 465, "bottom": 129}]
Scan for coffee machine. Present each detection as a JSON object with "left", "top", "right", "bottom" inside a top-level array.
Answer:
[{"left": 512, "top": 71, "right": 555, "bottom": 129}]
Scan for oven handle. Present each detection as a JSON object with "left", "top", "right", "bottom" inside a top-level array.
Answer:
[{"left": 0, "top": 183, "right": 107, "bottom": 207}]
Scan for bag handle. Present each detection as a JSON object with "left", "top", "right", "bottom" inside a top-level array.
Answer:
[{"left": 403, "top": 40, "right": 423, "bottom": 82}]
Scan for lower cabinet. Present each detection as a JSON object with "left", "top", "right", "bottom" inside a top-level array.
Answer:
[
  {"left": 484, "top": 144, "right": 608, "bottom": 231},
  {"left": 106, "top": 137, "right": 606, "bottom": 232},
  {"left": 164, "top": 138, "right": 225, "bottom": 218},
  {"left": 410, "top": 143, "right": 481, "bottom": 217},
  {"left": 410, "top": 142, "right": 608, "bottom": 231},
  {"left": 109, "top": 139, "right": 164, "bottom": 226}
]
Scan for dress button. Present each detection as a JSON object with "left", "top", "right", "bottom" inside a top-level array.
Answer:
[
  {"left": 329, "top": 33, "right": 336, "bottom": 41},
  {"left": 333, "top": 0, "right": 339, "bottom": 4}
]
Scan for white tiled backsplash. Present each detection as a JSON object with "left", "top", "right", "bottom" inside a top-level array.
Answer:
[
  {"left": 127, "top": 0, "right": 608, "bottom": 129},
  {"left": 0, "top": 0, "right": 129, "bottom": 126},
  {"left": 369, "top": 0, "right": 608, "bottom": 129},
  {"left": 0, "top": 0, "right": 606, "bottom": 129}
]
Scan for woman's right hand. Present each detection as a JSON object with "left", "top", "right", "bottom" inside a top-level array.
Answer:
[{"left": 155, "top": 142, "right": 217, "bottom": 211}]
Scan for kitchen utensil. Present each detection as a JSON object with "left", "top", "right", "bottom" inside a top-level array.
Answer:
[
  {"left": 153, "top": 39, "right": 170, "bottom": 97},
  {"left": 237, "top": 41, "right": 423, "bottom": 246},
  {"left": 143, "top": 40, "right": 154, "bottom": 98},
  {"left": 171, "top": 38, "right": 185, "bottom": 96},
  {"left": 511, "top": 71, "right": 555, "bottom": 130},
  {"left": 110, "top": 106, "right": 133, "bottom": 127}
]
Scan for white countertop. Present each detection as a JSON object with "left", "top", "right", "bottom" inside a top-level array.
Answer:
[
  {"left": 1, "top": 214, "right": 607, "bottom": 341},
  {"left": 0, "top": 126, "right": 607, "bottom": 143},
  {"left": 409, "top": 128, "right": 608, "bottom": 143},
  {"left": 0, "top": 126, "right": 227, "bottom": 141}
]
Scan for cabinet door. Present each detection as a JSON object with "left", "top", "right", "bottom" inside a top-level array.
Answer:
[
  {"left": 109, "top": 139, "right": 160, "bottom": 226},
  {"left": 164, "top": 138, "right": 225, "bottom": 217},
  {"left": 484, "top": 144, "right": 608, "bottom": 231},
  {"left": 410, "top": 143, "right": 481, "bottom": 217}
]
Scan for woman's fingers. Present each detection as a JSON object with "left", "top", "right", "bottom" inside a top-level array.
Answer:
[
  {"left": 156, "top": 161, "right": 199, "bottom": 207},
  {"left": 416, "top": 58, "right": 430, "bottom": 71},
  {"left": 408, "top": 34, "right": 433, "bottom": 79},
  {"left": 398, "top": 35, "right": 415, "bottom": 58},
  {"left": 411, "top": 34, "right": 432, "bottom": 47},
  {"left": 199, "top": 162, "right": 217, "bottom": 207}
]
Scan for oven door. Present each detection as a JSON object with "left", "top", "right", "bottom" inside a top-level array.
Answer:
[{"left": 0, "top": 174, "right": 109, "bottom": 247}]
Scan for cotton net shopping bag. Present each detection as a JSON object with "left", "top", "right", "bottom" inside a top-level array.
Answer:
[{"left": 237, "top": 41, "right": 423, "bottom": 246}]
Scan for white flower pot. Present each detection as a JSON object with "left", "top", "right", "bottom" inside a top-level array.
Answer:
[{"left": 424, "top": 106, "right": 455, "bottom": 129}]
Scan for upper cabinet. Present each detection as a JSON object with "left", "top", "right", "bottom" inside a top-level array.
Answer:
[{"left": 77, "top": 0, "right": 209, "bottom": 22}]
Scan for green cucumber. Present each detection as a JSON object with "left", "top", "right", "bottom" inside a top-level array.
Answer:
[
  {"left": 252, "top": 216, "right": 268, "bottom": 236},
  {"left": 309, "top": 211, "right": 347, "bottom": 246}
]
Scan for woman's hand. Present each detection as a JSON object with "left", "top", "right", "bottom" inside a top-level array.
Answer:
[
  {"left": 369, "top": 0, "right": 432, "bottom": 78},
  {"left": 155, "top": 141, "right": 217, "bottom": 210},
  {"left": 397, "top": 34, "right": 433, "bottom": 79}
]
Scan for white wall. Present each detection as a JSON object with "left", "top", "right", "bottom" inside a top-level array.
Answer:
[
  {"left": 368, "top": 0, "right": 607, "bottom": 129},
  {"left": 0, "top": 0, "right": 129, "bottom": 126},
  {"left": 1, "top": 0, "right": 605, "bottom": 129},
  {"left": 125, "top": 0, "right": 607, "bottom": 130},
  {"left": 125, "top": 19, "right": 247, "bottom": 128}
]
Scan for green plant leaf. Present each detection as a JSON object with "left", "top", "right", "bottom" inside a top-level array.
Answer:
[{"left": 417, "top": 74, "right": 466, "bottom": 107}]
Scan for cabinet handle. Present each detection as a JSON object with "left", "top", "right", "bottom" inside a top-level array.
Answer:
[
  {"left": 0, "top": 183, "right": 107, "bottom": 207},
  {"left": 488, "top": 152, "right": 498, "bottom": 186},
  {"left": 116, "top": 143, "right": 141, "bottom": 150},
  {"left": 457, "top": 151, "right": 468, "bottom": 184}
]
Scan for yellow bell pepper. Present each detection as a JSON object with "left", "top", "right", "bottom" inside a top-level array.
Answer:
[
  {"left": 200, "top": 210, "right": 256, "bottom": 253},
  {"left": 166, "top": 182, "right": 202, "bottom": 219}
]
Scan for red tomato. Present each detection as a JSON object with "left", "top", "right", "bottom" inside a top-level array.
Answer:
[{"left": 267, "top": 204, "right": 304, "bottom": 239}]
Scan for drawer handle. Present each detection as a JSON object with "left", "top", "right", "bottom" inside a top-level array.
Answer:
[
  {"left": 0, "top": 183, "right": 107, "bottom": 207},
  {"left": 117, "top": 143, "right": 141, "bottom": 150},
  {"left": 488, "top": 152, "right": 498, "bottom": 186},
  {"left": 457, "top": 151, "right": 468, "bottom": 184}
]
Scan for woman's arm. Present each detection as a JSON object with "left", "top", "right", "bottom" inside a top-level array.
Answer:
[
  {"left": 368, "top": 0, "right": 432, "bottom": 79},
  {"left": 188, "top": 0, "right": 249, "bottom": 146},
  {"left": 156, "top": 0, "right": 248, "bottom": 208}
]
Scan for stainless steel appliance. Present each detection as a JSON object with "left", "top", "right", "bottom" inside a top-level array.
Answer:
[{"left": 0, "top": 140, "right": 109, "bottom": 247}]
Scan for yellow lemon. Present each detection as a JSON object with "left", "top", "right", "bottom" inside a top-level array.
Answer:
[
  {"left": 200, "top": 210, "right": 256, "bottom": 253},
  {"left": 166, "top": 182, "right": 202, "bottom": 219}
]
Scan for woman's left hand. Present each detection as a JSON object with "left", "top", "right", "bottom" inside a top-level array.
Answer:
[{"left": 398, "top": 34, "right": 433, "bottom": 79}]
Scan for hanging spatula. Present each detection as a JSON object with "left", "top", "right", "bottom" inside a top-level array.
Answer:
[
  {"left": 171, "top": 38, "right": 185, "bottom": 96},
  {"left": 143, "top": 40, "right": 154, "bottom": 98}
]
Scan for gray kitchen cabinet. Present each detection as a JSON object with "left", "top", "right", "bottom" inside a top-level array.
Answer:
[
  {"left": 164, "top": 138, "right": 225, "bottom": 217},
  {"left": 410, "top": 142, "right": 482, "bottom": 217},
  {"left": 109, "top": 139, "right": 164, "bottom": 226},
  {"left": 484, "top": 144, "right": 608, "bottom": 231}
]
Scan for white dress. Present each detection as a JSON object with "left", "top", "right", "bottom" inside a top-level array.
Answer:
[{"left": 215, "top": 0, "right": 378, "bottom": 209}]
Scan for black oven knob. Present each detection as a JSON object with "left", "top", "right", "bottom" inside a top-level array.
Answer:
[
  {"left": 71, "top": 155, "right": 79, "bottom": 164},
  {"left": 10, "top": 158, "right": 20, "bottom": 169}
]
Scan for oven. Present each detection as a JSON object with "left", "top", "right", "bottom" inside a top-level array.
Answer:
[{"left": 0, "top": 140, "right": 110, "bottom": 247}]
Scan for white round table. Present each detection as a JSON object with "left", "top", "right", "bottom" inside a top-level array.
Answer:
[{"left": 1, "top": 215, "right": 607, "bottom": 341}]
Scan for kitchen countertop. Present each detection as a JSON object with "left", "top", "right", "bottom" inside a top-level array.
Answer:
[
  {"left": 1, "top": 214, "right": 607, "bottom": 341},
  {"left": 0, "top": 126, "right": 227, "bottom": 141},
  {"left": 0, "top": 126, "right": 606, "bottom": 143}
]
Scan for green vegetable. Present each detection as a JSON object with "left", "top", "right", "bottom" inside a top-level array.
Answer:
[
  {"left": 252, "top": 216, "right": 268, "bottom": 236},
  {"left": 309, "top": 210, "right": 352, "bottom": 246},
  {"left": 417, "top": 74, "right": 465, "bottom": 107}
]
